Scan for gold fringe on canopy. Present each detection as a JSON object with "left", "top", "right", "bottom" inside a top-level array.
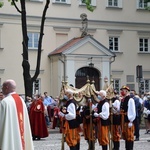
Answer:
[
  {"left": 59, "top": 79, "right": 99, "bottom": 106},
  {"left": 59, "top": 77, "right": 114, "bottom": 106}
]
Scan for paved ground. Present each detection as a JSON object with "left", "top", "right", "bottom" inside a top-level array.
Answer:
[{"left": 33, "top": 128, "right": 150, "bottom": 150}]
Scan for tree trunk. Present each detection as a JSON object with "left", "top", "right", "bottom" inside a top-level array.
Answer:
[{"left": 20, "top": 0, "right": 50, "bottom": 100}]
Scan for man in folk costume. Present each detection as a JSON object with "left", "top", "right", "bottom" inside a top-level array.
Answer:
[
  {"left": 58, "top": 89, "right": 80, "bottom": 150},
  {"left": 29, "top": 94, "right": 49, "bottom": 140},
  {"left": 94, "top": 90, "right": 110, "bottom": 150},
  {"left": 111, "top": 90, "right": 121, "bottom": 150},
  {"left": 120, "top": 85, "right": 136, "bottom": 150},
  {"left": 81, "top": 99, "right": 96, "bottom": 150},
  {"left": 0, "top": 79, "right": 34, "bottom": 150}
]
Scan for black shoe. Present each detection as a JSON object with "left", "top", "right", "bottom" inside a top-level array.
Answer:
[
  {"left": 134, "top": 138, "right": 139, "bottom": 141},
  {"left": 37, "top": 137, "right": 41, "bottom": 140},
  {"left": 145, "top": 130, "right": 150, "bottom": 134},
  {"left": 147, "top": 140, "right": 150, "bottom": 142}
]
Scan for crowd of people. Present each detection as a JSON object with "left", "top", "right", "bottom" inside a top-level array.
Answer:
[
  {"left": 56, "top": 85, "right": 150, "bottom": 150},
  {"left": 1, "top": 79, "right": 150, "bottom": 150}
]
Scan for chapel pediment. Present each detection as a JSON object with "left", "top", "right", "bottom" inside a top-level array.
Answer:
[{"left": 48, "top": 35, "right": 115, "bottom": 58}]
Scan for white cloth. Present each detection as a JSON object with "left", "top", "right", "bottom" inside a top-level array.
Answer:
[
  {"left": 128, "top": 122, "right": 133, "bottom": 128},
  {"left": 65, "top": 102, "right": 76, "bottom": 121},
  {"left": 58, "top": 112, "right": 65, "bottom": 117},
  {"left": 94, "top": 112, "right": 99, "bottom": 117},
  {"left": 0, "top": 93, "right": 34, "bottom": 150},
  {"left": 127, "top": 98, "right": 136, "bottom": 122},
  {"left": 112, "top": 99, "right": 120, "bottom": 114},
  {"left": 97, "top": 101, "right": 110, "bottom": 120}
]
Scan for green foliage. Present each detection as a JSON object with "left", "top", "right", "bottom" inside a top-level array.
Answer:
[
  {"left": 0, "top": 2, "right": 4, "bottom": 7},
  {"left": 82, "top": 0, "right": 94, "bottom": 12}
]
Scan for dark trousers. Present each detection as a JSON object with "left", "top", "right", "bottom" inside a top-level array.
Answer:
[{"left": 133, "top": 117, "right": 140, "bottom": 138}]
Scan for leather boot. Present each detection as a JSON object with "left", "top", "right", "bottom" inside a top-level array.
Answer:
[
  {"left": 88, "top": 140, "right": 93, "bottom": 150},
  {"left": 75, "top": 142, "right": 80, "bottom": 150},
  {"left": 113, "top": 141, "right": 120, "bottom": 150},
  {"left": 70, "top": 146, "right": 76, "bottom": 150},
  {"left": 129, "top": 141, "right": 134, "bottom": 150},
  {"left": 102, "top": 145, "right": 107, "bottom": 150},
  {"left": 125, "top": 141, "right": 130, "bottom": 150}
]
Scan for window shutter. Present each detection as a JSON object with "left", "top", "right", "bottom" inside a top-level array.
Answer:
[
  {"left": 52, "top": 0, "right": 56, "bottom": 3},
  {"left": 91, "top": 0, "right": 96, "bottom": 6},
  {"left": 79, "top": 0, "right": 83, "bottom": 5},
  {"left": 106, "top": 0, "right": 109, "bottom": 7},
  {"left": 118, "top": 0, "right": 122, "bottom": 8},
  {"left": 67, "top": 0, "right": 71, "bottom": 4},
  {"left": 136, "top": 0, "right": 139, "bottom": 9}
]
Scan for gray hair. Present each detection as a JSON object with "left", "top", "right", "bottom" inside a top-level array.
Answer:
[
  {"left": 99, "top": 90, "right": 107, "bottom": 97},
  {"left": 65, "top": 89, "right": 73, "bottom": 96}
]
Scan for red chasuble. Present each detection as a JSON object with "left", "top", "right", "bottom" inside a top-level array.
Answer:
[{"left": 29, "top": 99, "right": 49, "bottom": 138}]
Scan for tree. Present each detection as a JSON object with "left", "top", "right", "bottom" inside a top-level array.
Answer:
[
  {"left": 82, "top": 0, "right": 95, "bottom": 12},
  {"left": 8, "top": 0, "right": 92, "bottom": 100},
  {"left": 10, "top": 0, "right": 50, "bottom": 99},
  {"left": 0, "top": 2, "right": 3, "bottom": 8}
]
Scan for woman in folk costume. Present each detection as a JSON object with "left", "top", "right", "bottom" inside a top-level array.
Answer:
[
  {"left": 94, "top": 90, "right": 110, "bottom": 150},
  {"left": 29, "top": 94, "right": 49, "bottom": 140},
  {"left": 120, "top": 85, "right": 136, "bottom": 150},
  {"left": 58, "top": 89, "right": 80, "bottom": 150}
]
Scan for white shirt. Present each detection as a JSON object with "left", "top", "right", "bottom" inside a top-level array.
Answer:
[
  {"left": 65, "top": 102, "right": 76, "bottom": 121},
  {"left": 99, "top": 101, "right": 110, "bottom": 120},
  {"left": 127, "top": 98, "right": 136, "bottom": 122}
]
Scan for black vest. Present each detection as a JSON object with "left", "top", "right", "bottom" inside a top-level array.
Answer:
[
  {"left": 65, "top": 99, "right": 79, "bottom": 129},
  {"left": 120, "top": 95, "right": 130, "bottom": 123},
  {"left": 97, "top": 99, "right": 110, "bottom": 126}
]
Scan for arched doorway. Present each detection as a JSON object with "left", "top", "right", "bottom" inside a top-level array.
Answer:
[{"left": 75, "top": 67, "right": 101, "bottom": 90}]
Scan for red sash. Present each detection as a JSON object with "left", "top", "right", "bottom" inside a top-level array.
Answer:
[{"left": 12, "top": 94, "right": 25, "bottom": 150}]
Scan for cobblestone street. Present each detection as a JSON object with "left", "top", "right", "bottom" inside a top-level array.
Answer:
[{"left": 33, "top": 128, "right": 150, "bottom": 150}]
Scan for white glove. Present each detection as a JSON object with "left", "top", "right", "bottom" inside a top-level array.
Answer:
[
  {"left": 58, "top": 112, "right": 65, "bottom": 117},
  {"left": 128, "top": 122, "right": 133, "bottom": 128},
  {"left": 112, "top": 107, "right": 118, "bottom": 114},
  {"left": 94, "top": 112, "right": 99, "bottom": 117},
  {"left": 147, "top": 110, "right": 150, "bottom": 115}
]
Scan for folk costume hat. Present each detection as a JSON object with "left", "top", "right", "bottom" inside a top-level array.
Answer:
[{"left": 120, "top": 85, "right": 130, "bottom": 91}]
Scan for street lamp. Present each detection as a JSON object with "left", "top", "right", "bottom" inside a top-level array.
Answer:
[{"left": 88, "top": 57, "right": 94, "bottom": 67}]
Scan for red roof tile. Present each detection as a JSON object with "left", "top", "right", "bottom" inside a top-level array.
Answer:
[{"left": 49, "top": 36, "right": 84, "bottom": 56}]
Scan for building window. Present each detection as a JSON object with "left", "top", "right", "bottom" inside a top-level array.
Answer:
[
  {"left": 28, "top": 32, "right": 39, "bottom": 49},
  {"left": 109, "top": 37, "right": 119, "bottom": 51},
  {"left": 52, "top": 0, "right": 71, "bottom": 4},
  {"left": 107, "top": 0, "right": 122, "bottom": 8},
  {"left": 139, "top": 38, "right": 149, "bottom": 52},
  {"left": 30, "top": 0, "right": 43, "bottom": 2},
  {"left": 108, "top": 0, "right": 118, "bottom": 7},
  {"left": 137, "top": 0, "right": 148, "bottom": 9},
  {"left": 141, "top": 79, "right": 150, "bottom": 94},
  {"left": 79, "top": 0, "right": 96, "bottom": 6},
  {"left": 56, "top": 0, "right": 66, "bottom": 2},
  {"left": 113, "top": 79, "right": 120, "bottom": 93},
  {"left": 33, "top": 79, "right": 41, "bottom": 95}
]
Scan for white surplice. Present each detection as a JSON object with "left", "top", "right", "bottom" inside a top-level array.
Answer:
[{"left": 0, "top": 92, "right": 34, "bottom": 150}]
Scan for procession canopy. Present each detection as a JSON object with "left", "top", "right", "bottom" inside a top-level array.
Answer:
[
  {"left": 59, "top": 77, "right": 100, "bottom": 106},
  {"left": 103, "top": 78, "right": 115, "bottom": 100}
]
